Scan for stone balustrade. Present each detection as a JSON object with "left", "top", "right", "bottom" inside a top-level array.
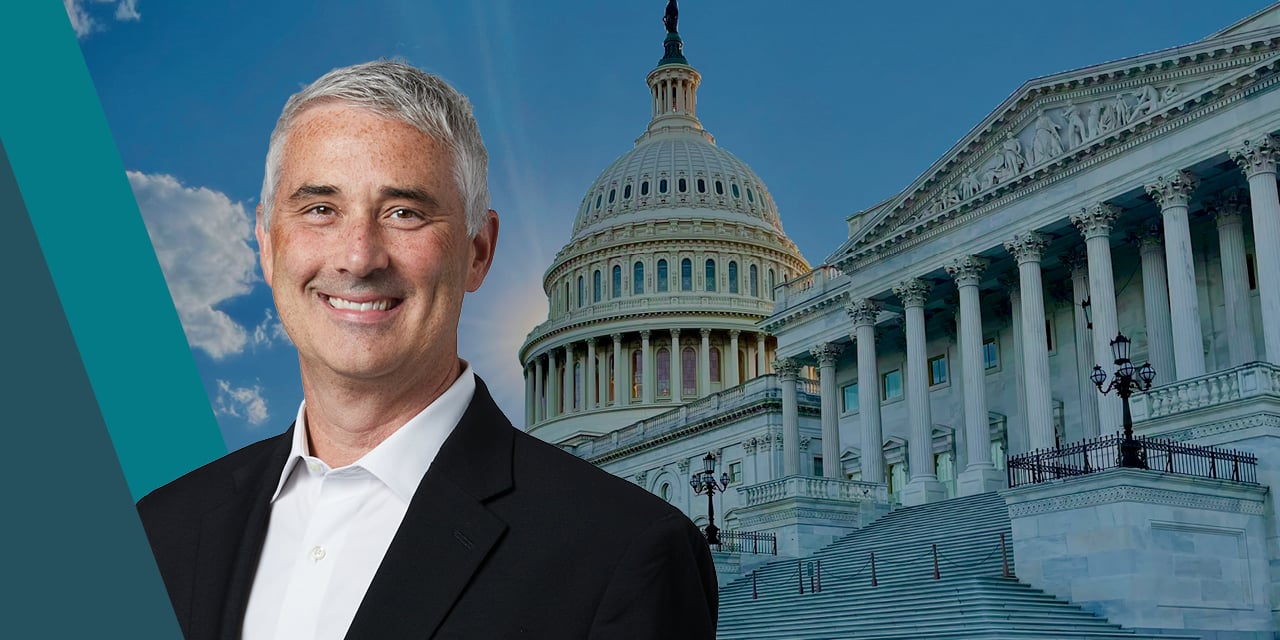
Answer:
[
  {"left": 775, "top": 264, "right": 846, "bottom": 308},
  {"left": 1131, "top": 362, "right": 1280, "bottom": 421},
  {"left": 739, "top": 475, "right": 890, "bottom": 507}
]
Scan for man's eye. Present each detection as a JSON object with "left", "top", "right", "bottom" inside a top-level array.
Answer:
[
  {"left": 306, "top": 205, "right": 336, "bottom": 216},
  {"left": 389, "top": 208, "right": 421, "bottom": 220}
]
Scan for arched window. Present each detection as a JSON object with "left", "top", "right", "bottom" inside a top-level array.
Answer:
[
  {"left": 623, "top": 184, "right": 632, "bottom": 199},
  {"left": 632, "top": 350, "right": 642, "bottom": 399},
  {"left": 749, "top": 264, "right": 759, "bottom": 297},
  {"left": 659, "top": 482, "right": 671, "bottom": 502},
  {"left": 633, "top": 261, "right": 644, "bottom": 295},
  {"left": 696, "top": 178, "right": 706, "bottom": 193},
  {"left": 681, "top": 258, "right": 692, "bottom": 291},
  {"left": 728, "top": 261, "right": 739, "bottom": 294},
  {"left": 747, "top": 188, "right": 755, "bottom": 203},
  {"left": 731, "top": 183, "right": 740, "bottom": 198},
  {"left": 593, "top": 270, "right": 602, "bottom": 303},
  {"left": 705, "top": 259, "right": 717, "bottom": 292},
  {"left": 608, "top": 189, "right": 616, "bottom": 204},
  {"left": 640, "top": 181, "right": 650, "bottom": 196},
  {"left": 710, "top": 346, "right": 721, "bottom": 383},
  {"left": 595, "top": 194, "right": 602, "bottom": 209},
  {"left": 659, "top": 178, "right": 669, "bottom": 193},
  {"left": 657, "top": 259, "right": 669, "bottom": 292},
  {"left": 678, "top": 177, "right": 687, "bottom": 192},
  {"left": 715, "top": 180, "right": 724, "bottom": 195},
  {"left": 656, "top": 347, "right": 670, "bottom": 397},
  {"left": 612, "top": 265, "right": 622, "bottom": 299},
  {"left": 768, "top": 268, "right": 776, "bottom": 299},
  {"left": 577, "top": 275, "right": 584, "bottom": 307},
  {"left": 681, "top": 347, "right": 697, "bottom": 396}
]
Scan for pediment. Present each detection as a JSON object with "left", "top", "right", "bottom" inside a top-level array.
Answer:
[{"left": 827, "top": 25, "right": 1280, "bottom": 269}]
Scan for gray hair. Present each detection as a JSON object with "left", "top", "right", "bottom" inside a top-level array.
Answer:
[{"left": 259, "top": 60, "right": 490, "bottom": 236}]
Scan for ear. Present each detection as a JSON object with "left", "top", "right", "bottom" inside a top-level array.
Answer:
[
  {"left": 465, "top": 209, "right": 499, "bottom": 293},
  {"left": 255, "top": 204, "right": 273, "bottom": 287}
]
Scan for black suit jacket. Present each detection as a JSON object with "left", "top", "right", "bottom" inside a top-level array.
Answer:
[{"left": 138, "top": 377, "right": 718, "bottom": 639}]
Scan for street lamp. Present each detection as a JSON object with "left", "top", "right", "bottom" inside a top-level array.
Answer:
[
  {"left": 1091, "top": 333, "right": 1156, "bottom": 468},
  {"left": 689, "top": 452, "right": 730, "bottom": 545}
]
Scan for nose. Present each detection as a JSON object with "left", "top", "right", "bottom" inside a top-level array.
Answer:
[{"left": 338, "top": 216, "right": 391, "bottom": 277}]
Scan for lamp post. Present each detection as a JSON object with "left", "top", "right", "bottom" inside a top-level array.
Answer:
[
  {"left": 1090, "top": 333, "right": 1156, "bottom": 468},
  {"left": 1079, "top": 296, "right": 1093, "bottom": 329},
  {"left": 689, "top": 452, "right": 730, "bottom": 545}
]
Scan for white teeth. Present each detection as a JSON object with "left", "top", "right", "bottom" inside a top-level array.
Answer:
[{"left": 327, "top": 296, "right": 391, "bottom": 311}]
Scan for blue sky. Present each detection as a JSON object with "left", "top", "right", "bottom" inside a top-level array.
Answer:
[{"left": 73, "top": 0, "right": 1272, "bottom": 451}]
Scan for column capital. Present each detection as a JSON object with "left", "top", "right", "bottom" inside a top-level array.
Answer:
[
  {"left": 699, "top": 327, "right": 711, "bottom": 339},
  {"left": 1061, "top": 246, "right": 1089, "bottom": 277},
  {"left": 1132, "top": 222, "right": 1162, "bottom": 254},
  {"left": 728, "top": 329, "right": 741, "bottom": 339},
  {"left": 1212, "top": 188, "right": 1249, "bottom": 228},
  {"left": 1071, "top": 203, "right": 1121, "bottom": 239},
  {"left": 945, "top": 255, "right": 988, "bottom": 287},
  {"left": 810, "top": 342, "right": 843, "bottom": 367},
  {"left": 670, "top": 328, "right": 681, "bottom": 339},
  {"left": 1004, "top": 231, "right": 1048, "bottom": 264},
  {"left": 773, "top": 357, "right": 801, "bottom": 380},
  {"left": 610, "top": 332, "right": 623, "bottom": 344},
  {"left": 639, "top": 329, "right": 651, "bottom": 340},
  {"left": 585, "top": 336, "right": 597, "bottom": 346},
  {"left": 1144, "top": 170, "right": 1198, "bottom": 209},
  {"left": 845, "top": 298, "right": 882, "bottom": 327},
  {"left": 1230, "top": 134, "right": 1280, "bottom": 178},
  {"left": 893, "top": 278, "right": 931, "bottom": 308}
]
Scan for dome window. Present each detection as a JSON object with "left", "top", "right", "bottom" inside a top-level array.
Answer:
[
  {"left": 641, "top": 181, "right": 650, "bottom": 196},
  {"left": 633, "top": 262, "right": 644, "bottom": 294},
  {"left": 657, "top": 259, "right": 669, "bottom": 292},
  {"left": 705, "top": 259, "right": 716, "bottom": 292},
  {"left": 696, "top": 178, "right": 706, "bottom": 193},
  {"left": 593, "top": 270, "right": 602, "bottom": 303},
  {"left": 608, "top": 189, "right": 616, "bottom": 204},
  {"left": 680, "top": 258, "right": 692, "bottom": 291},
  {"left": 659, "top": 179, "right": 669, "bottom": 194},
  {"left": 749, "top": 264, "right": 759, "bottom": 297},
  {"left": 678, "top": 178, "right": 687, "bottom": 193},
  {"left": 747, "top": 188, "right": 755, "bottom": 203},
  {"left": 577, "top": 275, "right": 584, "bottom": 307},
  {"left": 612, "top": 265, "right": 622, "bottom": 298},
  {"left": 728, "top": 261, "right": 739, "bottom": 294},
  {"left": 715, "top": 180, "right": 724, "bottom": 196},
  {"left": 596, "top": 194, "right": 603, "bottom": 209},
  {"left": 731, "top": 183, "right": 740, "bottom": 198},
  {"left": 623, "top": 184, "right": 632, "bottom": 199}
]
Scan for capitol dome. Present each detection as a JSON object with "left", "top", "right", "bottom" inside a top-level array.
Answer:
[{"left": 518, "top": 12, "right": 810, "bottom": 446}]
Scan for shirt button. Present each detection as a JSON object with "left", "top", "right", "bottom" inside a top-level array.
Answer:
[{"left": 310, "top": 546, "right": 326, "bottom": 562}]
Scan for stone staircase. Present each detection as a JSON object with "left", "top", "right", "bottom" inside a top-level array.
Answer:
[{"left": 716, "top": 492, "right": 1199, "bottom": 639}]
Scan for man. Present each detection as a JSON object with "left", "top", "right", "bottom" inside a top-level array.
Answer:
[{"left": 138, "top": 60, "right": 718, "bottom": 640}]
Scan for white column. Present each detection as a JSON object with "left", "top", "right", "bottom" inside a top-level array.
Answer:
[
  {"left": 562, "top": 344, "right": 574, "bottom": 413},
  {"left": 585, "top": 337, "right": 597, "bottom": 410},
  {"left": 1064, "top": 249, "right": 1101, "bottom": 440},
  {"left": 1145, "top": 170, "right": 1205, "bottom": 379},
  {"left": 611, "top": 333, "right": 624, "bottom": 406},
  {"left": 1213, "top": 192, "right": 1258, "bottom": 366},
  {"left": 775, "top": 358, "right": 802, "bottom": 476},
  {"left": 523, "top": 364, "right": 533, "bottom": 427},
  {"left": 546, "top": 348, "right": 559, "bottom": 418},
  {"left": 1071, "top": 204, "right": 1123, "bottom": 434},
  {"left": 946, "top": 256, "right": 1001, "bottom": 495},
  {"left": 728, "top": 330, "right": 741, "bottom": 387},
  {"left": 1136, "top": 225, "right": 1177, "bottom": 384},
  {"left": 698, "top": 328, "right": 711, "bottom": 397},
  {"left": 847, "top": 299, "right": 884, "bottom": 484},
  {"left": 1001, "top": 276, "right": 1029, "bottom": 452},
  {"left": 1231, "top": 135, "right": 1280, "bottom": 362},
  {"left": 756, "top": 332, "right": 767, "bottom": 376},
  {"left": 669, "top": 329, "right": 682, "bottom": 401},
  {"left": 810, "top": 343, "right": 843, "bottom": 479},
  {"left": 641, "top": 330, "right": 655, "bottom": 403},
  {"left": 894, "top": 279, "right": 946, "bottom": 505},
  {"left": 533, "top": 357, "right": 544, "bottom": 424},
  {"left": 1005, "top": 232, "right": 1054, "bottom": 451}
]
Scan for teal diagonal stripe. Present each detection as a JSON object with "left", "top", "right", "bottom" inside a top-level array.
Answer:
[{"left": 0, "top": 2, "right": 226, "bottom": 499}]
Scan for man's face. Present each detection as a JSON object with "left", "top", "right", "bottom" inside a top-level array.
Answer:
[{"left": 257, "top": 103, "right": 497, "bottom": 388}]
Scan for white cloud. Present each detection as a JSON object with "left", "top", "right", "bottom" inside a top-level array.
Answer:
[
  {"left": 64, "top": 0, "right": 141, "bottom": 39},
  {"left": 129, "top": 171, "right": 259, "bottom": 359},
  {"left": 215, "top": 380, "right": 269, "bottom": 427},
  {"left": 251, "top": 308, "right": 290, "bottom": 349}
]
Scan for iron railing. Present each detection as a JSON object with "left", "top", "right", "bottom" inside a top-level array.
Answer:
[
  {"left": 1007, "top": 432, "right": 1258, "bottom": 488},
  {"left": 711, "top": 530, "right": 777, "bottom": 555}
]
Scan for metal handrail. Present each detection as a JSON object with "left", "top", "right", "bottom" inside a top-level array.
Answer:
[{"left": 1006, "top": 432, "right": 1258, "bottom": 488}]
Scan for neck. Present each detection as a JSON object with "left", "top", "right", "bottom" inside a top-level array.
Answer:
[{"left": 299, "top": 358, "right": 463, "bottom": 467}]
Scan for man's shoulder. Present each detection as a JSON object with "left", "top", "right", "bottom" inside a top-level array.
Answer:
[
  {"left": 136, "top": 430, "right": 289, "bottom": 520},
  {"left": 505, "top": 427, "right": 684, "bottom": 523}
]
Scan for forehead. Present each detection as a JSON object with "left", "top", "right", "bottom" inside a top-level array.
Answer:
[{"left": 278, "top": 103, "right": 456, "bottom": 190}]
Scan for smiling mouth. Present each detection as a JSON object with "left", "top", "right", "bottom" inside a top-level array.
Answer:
[{"left": 322, "top": 294, "right": 401, "bottom": 312}]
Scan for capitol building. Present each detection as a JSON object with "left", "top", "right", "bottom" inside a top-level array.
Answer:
[{"left": 521, "top": 4, "right": 1280, "bottom": 638}]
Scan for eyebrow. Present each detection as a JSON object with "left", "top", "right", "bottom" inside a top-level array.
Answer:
[
  {"left": 380, "top": 186, "right": 440, "bottom": 209},
  {"left": 286, "top": 184, "right": 340, "bottom": 202}
]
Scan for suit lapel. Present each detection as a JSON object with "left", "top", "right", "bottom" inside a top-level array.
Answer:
[
  {"left": 345, "top": 378, "right": 515, "bottom": 640},
  {"left": 189, "top": 431, "right": 290, "bottom": 640}
]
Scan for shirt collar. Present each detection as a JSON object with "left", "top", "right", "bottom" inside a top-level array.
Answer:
[{"left": 270, "top": 361, "right": 477, "bottom": 504}]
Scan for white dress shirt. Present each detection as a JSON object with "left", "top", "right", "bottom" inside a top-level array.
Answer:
[{"left": 241, "top": 364, "right": 476, "bottom": 640}]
